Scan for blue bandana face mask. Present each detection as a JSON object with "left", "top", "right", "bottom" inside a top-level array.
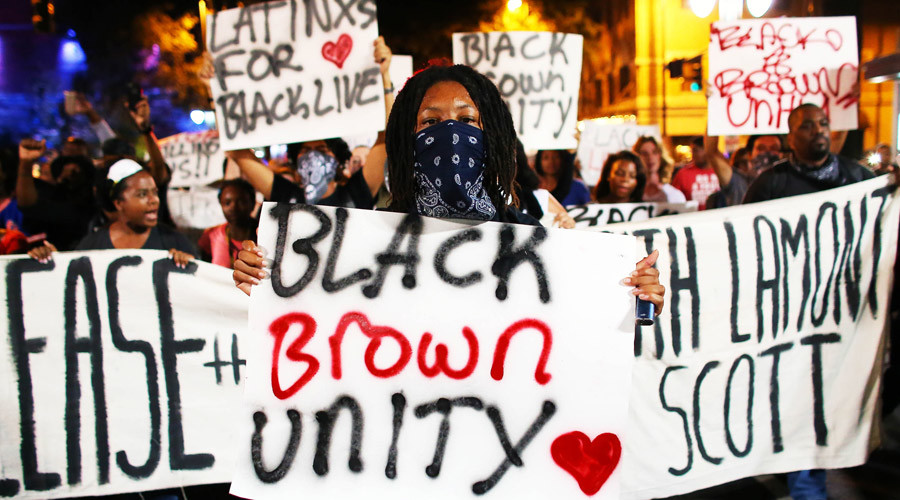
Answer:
[
  {"left": 297, "top": 150, "right": 338, "bottom": 203},
  {"left": 413, "top": 120, "right": 496, "bottom": 220}
]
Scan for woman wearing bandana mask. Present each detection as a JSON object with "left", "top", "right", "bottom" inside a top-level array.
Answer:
[{"left": 232, "top": 62, "right": 665, "bottom": 316}]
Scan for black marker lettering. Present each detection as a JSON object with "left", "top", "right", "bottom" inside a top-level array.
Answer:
[
  {"left": 153, "top": 258, "right": 214, "bottom": 470},
  {"left": 251, "top": 409, "right": 302, "bottom": 483},
  {"left": 492, "top": 225, "right": 551, "bottom": 303},
  {"left": 107, "top": 257, "right": 161, "bottom": 479},
  {"left": 434, "top": 228, "right": 483, "bottom": 287},
  {"left": 314, "top": 395, "right": 364, "bottom": 475},
  {"left": 362, "top": 214, "right": 422, "bottom": 298}
]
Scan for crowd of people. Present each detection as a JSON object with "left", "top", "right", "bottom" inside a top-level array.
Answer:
[{"left": 2, "top": 32, "right": 899, "bottom": 499}]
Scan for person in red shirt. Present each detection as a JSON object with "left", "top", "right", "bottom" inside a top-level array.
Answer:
[
  {"left": 670, "top": 136, "right": 720, "bottom": 209},
  {"left": 198, "top": 179, "right": 257, "bottom": 268}
]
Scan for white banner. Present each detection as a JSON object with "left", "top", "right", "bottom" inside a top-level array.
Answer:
[
  {"left": 577, "top": 122, "right": 661, "bottom": 188},
  {"left": 707, "top": 16, "right": 859, "bottom": 135},
  {"left": 452, "top": 32, "right": 583, "bottom": 150},
  {"left": 168, "top": 186, "right": 227, "bottom": 230},
  {"left": 230, "top": 205, "right": 638, "bottom": 499},
  {"left": 3, "top": 180, "right": 896, "bottom": 499},
  {"left": 608, "top": 177, "right": 899, "bottom": 499},
  {"left": 0, "top": 251, "right": 248, "bottom": 498},
  {"left": 158, "top": 130, "right": 225, "bottom": 188},
  {"left": 207, "top": 0, "right": 384, "bottom": 150},
  {"left": 567, "top": 201, "right": 699, "bottom": 229}
]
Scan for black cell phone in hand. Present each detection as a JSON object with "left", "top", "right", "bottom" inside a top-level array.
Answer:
[{"left": 635, "top": 298, "right": 655, "bottom": 326}]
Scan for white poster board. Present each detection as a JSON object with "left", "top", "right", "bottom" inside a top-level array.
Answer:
[
  {"left": 158, "top": 130, "right": 226, "bottom": 188},
  {"left": 207, "top": 0, "right": 385, "bottom": 150},
  {"left": 390, "top": 54, "right": 414, "bottom": 96},
  {"left": 452, "top": 32, "right": 583, "bottom": 150},
  {"left": 577, "top": 122, "right": 661, "bottom": 187},
  {"left": 566, "top": 201, "right": 698, "bottom": 228},
  {"left": 230, "top": 205, "right": 638, "bottom": 499},
  {"left": 0, "top": 252, "right": 248, "bottom": 498},
  {"left": 707, "top": 16, "right": 859, "bottom": 135},
  {"left": 168, "top": 186, "right": 227, "bottom": 230}
]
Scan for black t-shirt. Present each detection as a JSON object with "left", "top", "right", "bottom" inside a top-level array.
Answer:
[
  {"left": 76, "top": 224, "right": 195, "bottom": 254},
  {"left": 21, "top": 180, "right": 97, "bottom": 251},
  {"left": 270, "top": 170, "right": 375, "bottom": 209},
  {"left": 743, "top": 155, "right": 874, "bottom": 204}
]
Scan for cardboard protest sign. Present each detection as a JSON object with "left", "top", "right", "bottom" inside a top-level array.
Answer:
[
  {"left": 0, "top": 251, "right": 248, "bottom": 498},
  {"left": 158, "top": 130, "right": 226, "bottom": 188},
  {"left": 390, "top": 54, "right": 414, "bottom": 96},
  {"left": 230, "top": 205, "right": 638, "bottom": 499},
  {"left": 168, "top": 186, "right": 227, "bottom": 230},
  {"left": 708, "top": 16, "right": 859, "bottom": 135},
  {"left": 577, "top": 122, "right": 661, "bottom": 188},
  {"left": 604, "top": 177, "right": 899, "bottom": 499},
  {"left": 207, "top": 0, "right": 384, "bottom": 150},
  {"left": 452, "top": 32, "right": 583, "bottom": 150},
  {"left": 567, "top": 201, "right": 698, "bottom": 228}
]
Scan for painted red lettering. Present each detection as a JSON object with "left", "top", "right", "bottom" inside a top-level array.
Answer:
[
  {"left": 417, "top": 327, "right": 479, "bottom": 379},
  {"left": 329, "top": 311, "right": 412, "bottom": 379},
  {"left": 490, "top": 318, "right": 553, "bottom": 385},
  {"left": 269, "top": 312, "right": 320, "bottom": 400}
]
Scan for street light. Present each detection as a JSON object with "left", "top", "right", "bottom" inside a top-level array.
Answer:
[
  {"left": 746, "top": 0, "right": 773, "bottom": 18},
  {"left": 689, "top": 0, "right": 771, "bottom": 20}
]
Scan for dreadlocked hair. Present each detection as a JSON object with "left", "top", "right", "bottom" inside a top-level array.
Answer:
[{"left": 385, "top": 62, "right": 519, "bottom": 213}]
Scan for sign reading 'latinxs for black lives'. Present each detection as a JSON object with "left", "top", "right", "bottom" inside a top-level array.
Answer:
[{"left": 207, "top": 0, "right": 385, "bottom": 150}]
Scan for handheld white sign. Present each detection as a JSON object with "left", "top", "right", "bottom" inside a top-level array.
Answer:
[
  {"left": 159, "top": 130, "right": 225, "bottom": 188},
  {"left": 707, "top": 16, "right": 859, "bottom": 135},
  {"left": 452, "top": 32, "right": 583, "bottom": 150},
  {"left": 230, "top": 205, "right": 638, "bottom": 499},
  {"left": 567, "top": 201, "right": 698, "bottom": 228},
  {"left": 577, "top": 122, "right": 662, "bottom": 187},
  {"left": 207, "top": 0, "right": 384, "bottom": 150}
]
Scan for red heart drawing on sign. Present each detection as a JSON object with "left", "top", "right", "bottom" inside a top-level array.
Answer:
[
  {"left": 551, "top": 431, "right": 622, "bottom": 496},
  {"left": 322, "top": 34, "right": 353, "bottom": 69}
]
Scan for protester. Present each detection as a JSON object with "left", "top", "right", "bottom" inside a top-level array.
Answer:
[
  {"left": 513, "top": 140, "right": 575, "bottom": 228},
  {"left": 670, "top": 136, "right": 720, "bottom": 209},
  {"left": 705, "top": 134, "right": 784, "bottom": 208},
  {"left": 633, "top": 135, "right": 684, "bottom": 203},
  {"left": 741, "top": 103, "right": 876, "bottom": 500},
  {"left": 232, "top": 62, "right": 665, "bottom": 320},
  {"left": 64, "top": 90, "right": 117, "bottom": 146},
  {"left": 593, "top": 150, "right": 647, "bottom": 204},
  {"left": 874, "top": 143, "right": 899, "bottom": 175},
  {"left": 349, "top": 145, "right": 372, "bottom": 177},
  {"left": 534, "top": 149, "right": 592, "bottom": 206},
  {"left": 743, "top": 105, "right": 874, "bottom": 203},
  {"left": 16, "top": 138, "right": 97, "bottom": 250},
  {"left": 198, "top": 178, "right": 257, "bottom": 268}
]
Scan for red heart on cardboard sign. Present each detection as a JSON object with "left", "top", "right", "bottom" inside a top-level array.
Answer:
[
  {"left": 322, "top": 33, "right": 353, "bottom": 69},
  {"left": 551, "top": 431, "right": 622, "bottom": 495}
]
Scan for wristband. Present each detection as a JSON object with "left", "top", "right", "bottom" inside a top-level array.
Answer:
[
  {"left": 384, "top": 84, "right": 394, "bottom": 95},
  {"left": 140, "top": 124, "right": 154, "bottom": 135}
]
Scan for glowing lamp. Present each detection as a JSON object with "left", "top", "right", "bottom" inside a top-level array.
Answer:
[
  {"left": 746, "top": 0, "right": 773, "bottom": 17},
  {"left": 190, "top": 109, "right": 206, "bottom": 125},
  {"left": 688, "top": 0, "right": 716, "bottom": 18}
]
